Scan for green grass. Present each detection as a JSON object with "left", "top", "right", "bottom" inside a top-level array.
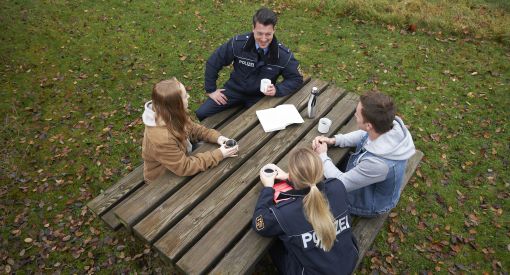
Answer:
[{"left": 1, "top": 0, "right": 508, "bottom": 273}]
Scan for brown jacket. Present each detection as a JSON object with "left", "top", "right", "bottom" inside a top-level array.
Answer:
[{"left": 142, "top": 121, "right": 224, "bottom": 180}]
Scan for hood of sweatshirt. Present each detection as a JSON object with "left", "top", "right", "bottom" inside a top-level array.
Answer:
[
  {"left": 142, "top": 101, "right": 157, "bottom": 126},
  {"left": 365, "top": 116, "right": 415, "bottom": 160}
]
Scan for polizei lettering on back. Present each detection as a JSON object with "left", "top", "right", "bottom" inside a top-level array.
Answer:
[
  {"left": 301, "top": 215, "right": 350, "bottom": 249},
  {"left": 239, "top": 59, "right": 255, "bottom": 67}
]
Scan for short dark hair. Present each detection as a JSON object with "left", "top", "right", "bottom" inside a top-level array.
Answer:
[
  {"left": 360, "top": 91, "right": 396, "bottom": 134},
  {"left": 252, "top": 7, "right": 277, "bottom": 27}
]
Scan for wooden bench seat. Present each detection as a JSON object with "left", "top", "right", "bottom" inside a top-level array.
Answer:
[{"left": 87, "top": 78, "right": 423, "bottom": 274}]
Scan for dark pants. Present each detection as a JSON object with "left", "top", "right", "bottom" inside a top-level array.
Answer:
[
  {"left": 269, "top": 239, "right": 302, "bottom": 275},
  {"left": 195, "top": 89, "right": 263, "bottom": 121}
]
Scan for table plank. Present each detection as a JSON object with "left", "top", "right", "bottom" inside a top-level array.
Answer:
[
  {"left": 132, "top": 80, "right": 330, "bottom": 243},
  {"left": 208, "top": 194, "right": 273, "bottom": 275},
  {"left": 200, "top": 105, "right": 243, "bottom": 130},
  {"left": 154, "top": 86, "right": 346, "bottom": 263},
  {"left": 176, "top": 93, "right": 359, "bottom": 274},
  {"left": 113, "top": 79, "right": 322, "bottom": 229}
]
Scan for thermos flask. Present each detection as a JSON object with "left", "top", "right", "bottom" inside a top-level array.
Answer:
[{"left": 307, "top": 86, "right": 319, "bottom": 118}]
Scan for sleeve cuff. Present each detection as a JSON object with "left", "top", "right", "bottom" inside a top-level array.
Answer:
[
  {"left": 217, "top": 135, "right": 226, "bottom": 144},
  {"left": 334, "top": 135, "right": 342, "bottom": 146},
  {"left": 319, "top": 152, "right": 330, "bottom": 161},
  {"left": 213, "top": 148, "right": 224, "bottom": 161}
]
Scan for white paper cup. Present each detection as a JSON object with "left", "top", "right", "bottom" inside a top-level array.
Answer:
[
  {"left": 260, "top": 78, "right": 271, "bottom": 94},
  {"left": 318, "top": 118, "right": 332, "bottom": 134}
]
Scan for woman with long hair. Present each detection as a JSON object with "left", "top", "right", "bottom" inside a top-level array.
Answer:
[
  {"left": 252, "top": 147, "right": 358, "bottom": 274},
  {"left": 142, "top": 77, "right": 238, "bottom": 180}
]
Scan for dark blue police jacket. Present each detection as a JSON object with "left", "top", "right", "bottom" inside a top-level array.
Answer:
[
  {"left": 252, "top": 178, "right": 359, "bottom": 275},
  {"left": 205, "top": 32, "right": 303, "bottom": 97}
]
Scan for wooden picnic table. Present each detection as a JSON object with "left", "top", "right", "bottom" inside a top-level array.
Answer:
[{"left": 87, "top": 78, "right": 423, "bottom": 274}]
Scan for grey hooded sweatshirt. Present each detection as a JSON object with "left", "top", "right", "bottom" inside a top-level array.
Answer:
[{"left": 319, "top": 116, "right": 415, "bottom": 192}]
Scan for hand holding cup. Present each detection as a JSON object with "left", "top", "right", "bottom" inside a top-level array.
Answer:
[
  {"left": 260, "top": 78, "right": 271, "bottom": 94},
  {"left": 259, "top": 164, "right": 278, "bottom": 187},
  {"left": 220, "top": 141, "right": 238, "bottom": 158}
]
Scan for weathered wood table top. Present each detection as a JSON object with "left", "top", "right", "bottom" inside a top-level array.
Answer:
[{"left": 88, "top": 78, "right": 424, "bottom": 274}]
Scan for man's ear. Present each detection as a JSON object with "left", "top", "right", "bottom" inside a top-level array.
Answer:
[{"left": 365, "top": 122, "right": 374, "bottom": 132}]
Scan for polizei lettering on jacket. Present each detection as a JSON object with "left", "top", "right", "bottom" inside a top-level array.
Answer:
[
  {"left": 301, "top": 215, "right": 350, "bottom": 248},
  {"left": 239, "top": 59, "right": 255, "bottom": 67}
]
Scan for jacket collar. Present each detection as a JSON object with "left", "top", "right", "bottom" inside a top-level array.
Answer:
[
  {"left": 243, "top": 32, "right": 279, "bottom": 64},
  {"left": 281, "top": 181, "right": 326, "bottom": 198}
]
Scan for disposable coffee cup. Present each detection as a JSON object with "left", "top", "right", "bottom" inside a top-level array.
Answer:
[
  {"left": 260, "top": 78, "right": 271, "bottom": 94},
  {"left": 262, "top": 165, "right": 278, "bottom": 177},
  {"left": 318, "top": 118, "right": 332, "bottom": 134},
  {"left": 225, "top": 139, "right": 237, "bottom": 148}
]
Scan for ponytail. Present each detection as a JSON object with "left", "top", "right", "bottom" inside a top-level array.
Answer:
[
  {"left": 303, "top": 185, "right": 336, "bottom": 251},
  {"left": 288, "top": 147, "right": 336, "bottom": 251}
]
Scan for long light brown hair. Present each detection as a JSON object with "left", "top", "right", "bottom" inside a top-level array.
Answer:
[
  {"left": 288, "top": 147, "right": 336, "bottom": 251},
  {"left": 151, "top": 77, "right": 190, "bottom": 145}
]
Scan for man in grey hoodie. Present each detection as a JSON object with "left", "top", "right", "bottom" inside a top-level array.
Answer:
[{"left": 312, "top": 91, "right": 415, "bottom": 217}]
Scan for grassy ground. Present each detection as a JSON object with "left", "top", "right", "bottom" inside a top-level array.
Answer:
[{"left": 1, "top": 0, "right": 508, "bottom": 273}]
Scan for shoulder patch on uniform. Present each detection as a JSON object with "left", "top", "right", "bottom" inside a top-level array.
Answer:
[
  {"left": 235, "top": 34, "right": 249, "bottom": 41},
  {"left": 278, "top": 43, "right": 290, "bottom": 53},
  {"left": 255, "top": 215, "right": 265, "bottom": 231},
  {"left": 297, "top": 64, "right": 304, "bottom": 77}
]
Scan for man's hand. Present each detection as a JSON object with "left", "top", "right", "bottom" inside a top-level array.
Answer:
[
  {"left": 312, "top": 136, "right": 335, "bottom": 148},
  {"left": 263, "top": 84, "right": 276, "bottom": 97},
  {"left": 313, "top": 140, "right": 329, "bottom": 155},
  {"left": 312, "top": 136, "right": 332, "bottom": 155},
  {"left": 208, "top": 89, "right": 228, "bottom": 105}
]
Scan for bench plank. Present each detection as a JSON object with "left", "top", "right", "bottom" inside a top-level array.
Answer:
[
  {"left": 176, "top": 93, "right": 359, "bottom": 274},
  {"left": 114, "top": 79, "right": 325, "bottom": 229},
  {"left": 87, "top": 165, "right": 145, "bottom": 216},
  {"left": 154, "top": 86, "right": 347, "bottom": 264},
  {"left": 133, "top": 80, "right": 330, "bottom": 243}
]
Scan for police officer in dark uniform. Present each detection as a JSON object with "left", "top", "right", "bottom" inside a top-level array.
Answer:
[
  {"left": 252, "top": 148, "right": 359, "bottom": 275},
  {"left": 195, "top": 7, "right": 303, "bottom": 121}
]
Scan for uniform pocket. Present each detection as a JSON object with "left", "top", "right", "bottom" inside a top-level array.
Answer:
[{"left": 260, "top": 66, "right": 279, "bottom": 79}]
